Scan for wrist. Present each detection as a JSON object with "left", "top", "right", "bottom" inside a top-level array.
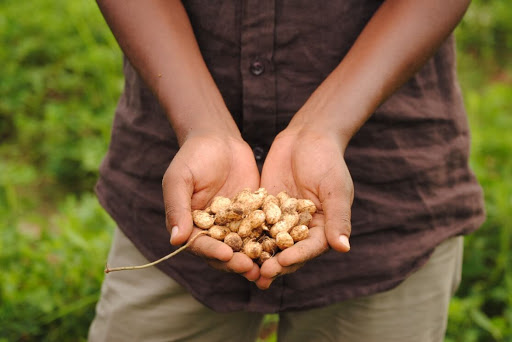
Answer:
[
  {"left": 287, "top": 104, "right": 353, "bottom": 154},
  {"left": 178, "top": 126, "right": 247, "bottom": 156},
  {"left": 280, "top": 119, "right": 348, "bottom": 157},
  {"left": 174, "top": 108, "right": 241, "bottom": 146},
  {"left": 162, "top": 83, "right": 241, "bottom": 145},
  {"left": 287, "top": 69, "right": 375, "bottom": 152}
]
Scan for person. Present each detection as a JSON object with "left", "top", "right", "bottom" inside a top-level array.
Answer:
[{"left": 88, "top": 0, "right": 485, "bottom": 341}]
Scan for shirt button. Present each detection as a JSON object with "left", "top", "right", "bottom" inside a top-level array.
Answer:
[
  {"left": 253, "top": 146, "right": 265, "bottom": 161},
  {"left": 249, "top": 60, "right": 265, "bottom": 76}
]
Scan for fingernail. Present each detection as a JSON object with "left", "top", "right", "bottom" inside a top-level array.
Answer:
[
  {"left": 339, "top": 235, "right": 351, "bottom": 251},
  {"left": 171, "top": 225, "right": 179, "bottom": 238}
]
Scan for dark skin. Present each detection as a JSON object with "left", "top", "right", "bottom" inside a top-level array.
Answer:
[{"left": 97, "top": 0, "right": 471, "bottom": 288}]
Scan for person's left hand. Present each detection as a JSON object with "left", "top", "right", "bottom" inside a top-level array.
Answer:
[{"left": 256, "top": 126, "right": 353, "bottom": 289}]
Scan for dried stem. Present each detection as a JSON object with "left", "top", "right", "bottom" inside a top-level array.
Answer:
[{"left": 105, "top": 231, "right": 209, "bottom": 273}]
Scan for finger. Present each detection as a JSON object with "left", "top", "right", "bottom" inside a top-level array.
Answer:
[
  {"left": 162, "top": 159, "right": 194, "bottom": 246},
  {"left": 207, "top": 252, "right": 255, "bottom": 274},
  {"left": 256, "top": 258, "right": 305, "bottom": 290},
  {"left": 259, "top": 256, "right": 283, "bottom": 280},
  {"left": 256, "top": 257, "right": 282, "bottom": 290},
  {"left": 321, "top": 184, "right": 352, "bottom": 253},
  {"left": 187, "top": 231, "right": 233, "bottom": 262},
  {"left": 257, "top": 223, "right": 329, "bottom": 286},
  {"left": 256, "top": 224, "right": 329, "bottom": 289},
  {"left": 255, "top": 276, "right": 274, "bottom": 290},
  {"left": 276, "top": 225, "right": 329, "bottom": 267},
  {"left": 259, "top": 254, "right": 305, "bottom": 280},
  {"left": 208, "top": 254, "right": 260, "bottom": 282},
  {"left": 256, "top": 226, "right": 328, "bottom": 289},
  {"left": 242, "top": 263, "right": 261, "bottom": 282}
]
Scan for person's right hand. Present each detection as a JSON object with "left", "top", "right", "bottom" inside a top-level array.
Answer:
[{"left": 162, "top": 133, "right": 261, "bottom": 281}]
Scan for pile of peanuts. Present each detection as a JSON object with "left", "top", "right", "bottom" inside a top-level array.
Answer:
[{"left": 192, "top": 188, "right": 316, "bottom": 265}]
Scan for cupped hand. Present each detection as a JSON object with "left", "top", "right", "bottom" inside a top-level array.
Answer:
[
  {"left": 256, "top": 127, "right": 353, "bottom": 289},
  {"left": 162, "top": 133, "right": 260, "bottom": 281}
]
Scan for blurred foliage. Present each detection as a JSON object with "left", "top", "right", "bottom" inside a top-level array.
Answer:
[
  {"left": 445, "top": 83, "right": 512, "bottom": 342},
  {"left": 445, "top": 0, "right": 512, "bottom": 340},
  {"left": 0, "top": 0, "right": 120, "bottom": 340},
  {"left": 0, "top": 0, "right": 122, "bottom": 201},
  {"left": 0, "top": 0, "right": 510, "bottom": 341},
  {"left": 457, "top": 0, "right": 512, "bottom": 70},
  {"left": 0, "top": 194, "right": 115, "bottom": 342}
]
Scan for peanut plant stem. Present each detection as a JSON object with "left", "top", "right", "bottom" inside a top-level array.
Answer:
[{"left": 105, "top": 231, "right": 208, "bottom": 273}]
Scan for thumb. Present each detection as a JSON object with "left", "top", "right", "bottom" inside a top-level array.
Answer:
[
  {"left": 162, "top": 160, "right": 194, "bottom": 246},
  {"left": 321, "top": 188, "right": 352, "bottom": 253}
]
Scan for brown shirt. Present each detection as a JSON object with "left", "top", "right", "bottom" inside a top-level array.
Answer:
[{"left": 96, "top": 0, "right": 485, "bottom": 313}]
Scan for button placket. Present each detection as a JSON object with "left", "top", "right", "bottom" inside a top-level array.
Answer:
[
  {"left": 249, "top": 59, "right": 265, "bottom": 76},
  {"left": 240, "top": 0, "right": 277, "bottom": 148},
  {"left": 252, "top": 145, "right": 265, "bottom": 162},
  {"left": 240, "top": 0, "right": 280, "bottom": 311}
]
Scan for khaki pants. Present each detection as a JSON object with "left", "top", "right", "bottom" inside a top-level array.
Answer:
[{"left": 88, "top": 229, "right": 463, "bottom": 342}]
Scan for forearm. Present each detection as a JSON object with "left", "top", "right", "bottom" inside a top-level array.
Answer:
[
  {"left": 96, "top": 0, "right": 240, "bottom": 144},
  {"left": 289, "top": 0, "right": 470, "bottom": 150}
]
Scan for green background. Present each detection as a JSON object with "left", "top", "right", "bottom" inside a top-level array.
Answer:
[{"left": 1, "top": 1, "right": 511, "bottom": 341}]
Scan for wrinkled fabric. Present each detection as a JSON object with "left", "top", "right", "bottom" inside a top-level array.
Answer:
[{"left": 96, "top": 0, "right": 485, "bottom": 313}]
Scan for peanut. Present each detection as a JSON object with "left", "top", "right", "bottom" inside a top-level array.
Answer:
[
  {"left": 106, "top": 188, "right": 317, "bottom": 275},
  {"left": 276, "top": 232, "right": 294, "bottom": 250},
  {"left": 224, "top": 232, "right": 243, "bottom": 252},
  {"left": 210, "top": 196, "right": 232, "bottom": 214},
  {"left": 192, "top": 210, "right": 215, "bottom": 229},
  {"left": 243, "top": 241, "right": 263, "bottom": 259},
  {"left": 289, "top": 225, "right": 309, "bottom": 242}
]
